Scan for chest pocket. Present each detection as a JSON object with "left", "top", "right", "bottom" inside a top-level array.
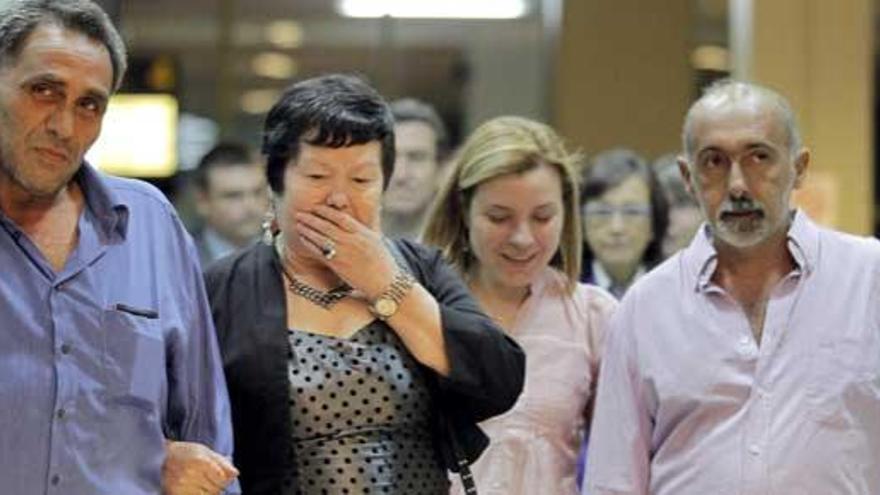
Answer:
[
  {"left": 102, "top": 307, "right": 166, "bottom": 412},
  {"left": 807, "top": 334, "right": 880, "bottom": 427}
]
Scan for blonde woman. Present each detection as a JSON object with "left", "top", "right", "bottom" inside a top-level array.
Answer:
[{"left": 422, "top": 116, "right": 617, "bottom": 494}]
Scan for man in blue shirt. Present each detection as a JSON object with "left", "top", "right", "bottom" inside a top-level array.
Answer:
[{"left": 0, "top": 1, "right": 238, "bottom": 493}]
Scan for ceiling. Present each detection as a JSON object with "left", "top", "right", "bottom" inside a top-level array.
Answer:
[{"left": 109, "top": 0, "right": 547, "bottom": 143}]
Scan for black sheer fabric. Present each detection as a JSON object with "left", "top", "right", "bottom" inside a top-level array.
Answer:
[{"left": 283, "top": 324, "right": 449, "bottom": 494}]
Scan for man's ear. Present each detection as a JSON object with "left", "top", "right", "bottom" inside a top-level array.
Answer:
[
  {"left": 793, "top": 147, "right": 810, "bottom": 189},
  {"left": 193, "top": 187, "right": 210, "bottom": 217},
  {"left": 677, "top": 155, "right": 696, "bottom": 198}
]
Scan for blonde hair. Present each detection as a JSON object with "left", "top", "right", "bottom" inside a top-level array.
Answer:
[{"left": 421, "top": 115, "right": 582, "bottom": 291}]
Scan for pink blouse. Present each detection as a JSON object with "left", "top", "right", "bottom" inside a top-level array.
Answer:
[{"left": 451, "top": 268, "right": 618, "bottom": 495}]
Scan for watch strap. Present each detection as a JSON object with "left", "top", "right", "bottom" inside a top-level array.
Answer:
[{"left": 375, "top": 270, "right": 415, "bottom": 308}]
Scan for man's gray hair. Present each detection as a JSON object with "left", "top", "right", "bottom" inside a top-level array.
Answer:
[
  {"left": 681, "top": 79, "right": 802, "bottom": 159},
  {"left": 0, "top": 0, "right": 127, "bottom": 91}
]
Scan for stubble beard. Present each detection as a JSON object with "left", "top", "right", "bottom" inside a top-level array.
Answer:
[
  {"left": 711, "top": 202, "right": 793, "bottom": 250},
  {"left": 0, "top": 147, "right": 79, "bottom": 204},
  {"left": 713, "top": 216, "right": 769, "bottom": 249}
]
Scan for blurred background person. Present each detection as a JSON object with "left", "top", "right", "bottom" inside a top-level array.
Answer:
[
  {"left": 193, "top": 142, "right": 269, "bottom": 265},
  {"left": 579, "top": 148, "right": 668, "bottom": 297},
  {"left": 205, "top": 75, "right": 525, "bottom": 495},
  {"left": 422, "top": 116, "right": 617, "bottom": 495},
  {"left": 653, "top": 153, "right": 703, "bottom": 258},
  {"left": 382, "top": 98, "right": 450, "bottom": 239}
]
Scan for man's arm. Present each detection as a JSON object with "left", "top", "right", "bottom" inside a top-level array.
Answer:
[
  {"left": 162, "top": 224, "right": 240, "bottom": 494},
  {"left": 585, "top": 300, "right": 652, "bottom": 495}
]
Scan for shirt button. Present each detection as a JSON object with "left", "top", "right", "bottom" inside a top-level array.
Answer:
[
  {"left": 739, "top": 336, "right": 750, "bottom": 346},
  {"left": 56, "top": 408, "right": 66, "bottom": 420},
  {"left": 60, "top": 344, "right": 71, "bottom": 355},
  {"left": 50, "top": 474, "right": 60, "bottom": 485},
  {"left": 748, "top": 444, "right": 761, "bottom": 456}
]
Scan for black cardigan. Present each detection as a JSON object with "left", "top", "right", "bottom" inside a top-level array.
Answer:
[{"left": 204, "top": 239, "right": 526, "bottom": 494}]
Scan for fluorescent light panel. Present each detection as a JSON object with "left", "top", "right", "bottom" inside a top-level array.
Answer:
[
  {"left": 337, "top": 0, "right": 529, "bottom": 19},
  {"left": 252, "top": 52, "right": 298, "bottom": 79},
  {"left": 265, "top": 20, "right": 304, "bottom": 49},
  {"left": 691, "top": 45, "right": 729, "bottom": 71},
  {"left": 87, "top": 94, "right": 178, "bottom": 178},
  {"left": 241, "top": 89, "right": 281, "bottom": 115}
]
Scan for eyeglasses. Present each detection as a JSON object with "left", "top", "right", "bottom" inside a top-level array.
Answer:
[{"left": 583, "top": 203, "right": 652, "bottom": 221}]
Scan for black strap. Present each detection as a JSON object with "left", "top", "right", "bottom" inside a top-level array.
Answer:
[
  {"left": 443, "top": 414, "right": 479, "bottom": 494},
  {"left": 383, "top": 239, "right": 479, "bottom": 494}
]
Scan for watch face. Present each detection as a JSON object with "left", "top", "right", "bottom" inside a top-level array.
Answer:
[{"left": 374, "top": 297, "right": 398, "bottom": 318}]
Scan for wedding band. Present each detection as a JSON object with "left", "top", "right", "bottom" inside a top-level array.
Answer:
[{"left": 321, "top": 240, "right": 336, "bottom": 260}]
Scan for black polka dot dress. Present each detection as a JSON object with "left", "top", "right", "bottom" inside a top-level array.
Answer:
[{"left": 282, "top": 323, "right": 450, "bottom": 495}]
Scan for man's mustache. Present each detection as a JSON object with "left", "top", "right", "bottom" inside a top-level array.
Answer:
[{"left": 719, "top": 197, "right": 763, "bottom": 215}]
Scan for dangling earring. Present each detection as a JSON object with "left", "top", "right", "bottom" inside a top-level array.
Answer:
[{"left": 261, "top": 204, "right": 277, "bottom": 246}]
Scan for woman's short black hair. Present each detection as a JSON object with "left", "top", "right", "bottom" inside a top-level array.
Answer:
[
  {"left": 262, "top": 74, "right": 395, "bottom": 194},
  {"left": 579, "top": 148, "right": 669, "bottom": 269}
]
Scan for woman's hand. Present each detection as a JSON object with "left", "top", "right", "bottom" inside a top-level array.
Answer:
[
  {"left": 294, "top": 205, "right": 398, "bottom": 299},
  {"left": 162, "top": 440, "right": 238, "bottom": 495}
]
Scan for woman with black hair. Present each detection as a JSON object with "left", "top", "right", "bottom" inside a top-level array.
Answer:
[
  {"left": 204, "top": 74, "right": 525, "bottom": 494},
  {"left": 579, "top": 148, "right": 669, "bottom": 298}
]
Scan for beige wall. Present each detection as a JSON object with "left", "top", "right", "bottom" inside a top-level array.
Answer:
[{"left": 554, "top": 0, "right": 692, "bottom": 159}]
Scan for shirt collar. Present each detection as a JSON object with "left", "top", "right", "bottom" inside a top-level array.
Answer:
[
  {"left": 517, "top": 266, "right": 565, "bottom": 313},
  {"left": 530, "top": 266, "right": 559, "bottom": 297},
  {"left": 592, "top": 259, "right": 645, "bottom": 297},
  {"left": 685, "top": 209, "right": 819, "bottom": 293},
  {"left": 202, "top": 227, "right": 238, "bottom": 261},
  {"left": 75, "top": 163, "right": 129, "bottom": 240}
]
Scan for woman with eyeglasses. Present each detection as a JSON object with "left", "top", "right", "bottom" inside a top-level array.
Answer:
[{"left": 579, "top": 148, "right": 669, "bottom": 298}]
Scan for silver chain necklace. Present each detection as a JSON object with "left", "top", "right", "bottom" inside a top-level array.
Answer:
[{"left": 275, "top": 241, "right": 352, "bottom": 310}]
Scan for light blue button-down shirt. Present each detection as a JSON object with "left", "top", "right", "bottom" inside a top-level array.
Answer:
[{"left": 0, "top": 164, "right": 238, "bottom": 494}]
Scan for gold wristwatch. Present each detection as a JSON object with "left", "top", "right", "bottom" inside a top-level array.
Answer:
[{"left": 369, "top": 270, "right": 415, "bottom": 320}]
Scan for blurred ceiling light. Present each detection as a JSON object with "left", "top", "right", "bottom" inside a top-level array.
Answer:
[
  {"left": 251, "top": 52, "right": 298, "bottom": 79},
  {"left": 266, "top": 20, "right": 304, "bottom": 49},
  {"left": 87, "top": 94, "right": 178, "bottom": 178},
  {"left": 337, "top": 0, "right": 529, "bottom": 19},
  {"left": 241, "top": 89, "right": 280, "bottom": 115},
  {"left": 691, "top": 45, "right": 730, "bottom": 71}
]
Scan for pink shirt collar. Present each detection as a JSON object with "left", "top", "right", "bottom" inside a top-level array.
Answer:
[{"left": 684, "top": 209, "right": 819, "bottom": 293}]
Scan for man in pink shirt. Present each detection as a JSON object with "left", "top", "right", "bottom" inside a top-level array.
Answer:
[{"left": 586, "top": 80, "right": 880, "bottom": 494}]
